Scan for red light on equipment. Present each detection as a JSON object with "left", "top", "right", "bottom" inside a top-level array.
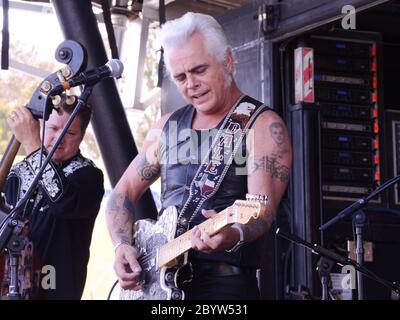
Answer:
[
  {"left": 375, "top": 171, "right": 380, "bottom": 182},
  {"left": 372, "top": 92, "right": 377, "bottom": 103},
  {"left": 371, "top": 44, "right": 376, "bottom": 57},
  {"left": 372, "top": 61, "right": 377, "bottom": 72},
  {"left": 374, "top": 122, "right": 379, "bottom": 134},
  {"left": 373, "top": 76, "right": 377, "bottom": 89},
  {"left": 374, "top": 139, "right": 379, "bottom": 149}
]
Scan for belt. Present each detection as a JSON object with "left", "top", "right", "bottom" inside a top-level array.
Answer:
[{"left": 191, "top": 261, "right": 256, "bottom": 277}]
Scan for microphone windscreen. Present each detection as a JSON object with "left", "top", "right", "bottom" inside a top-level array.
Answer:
[{"left": 106, "top": 59, "right": 124, "bottom": 77}]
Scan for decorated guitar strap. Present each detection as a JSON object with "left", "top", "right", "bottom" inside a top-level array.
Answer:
[{"left": 176, "top": 95, "right": 268, "bottom": 234}]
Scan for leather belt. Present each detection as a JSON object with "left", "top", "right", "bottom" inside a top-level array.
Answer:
[{"left": 191, "top": 261, "right": 255, "bottom": 277}]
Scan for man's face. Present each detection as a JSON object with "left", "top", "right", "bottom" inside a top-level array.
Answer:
[
  {"left": 43, "top": 110, "right": 83, "bottom": 165},
  {"left": 269, "top": 123, "right": 285, "bottom": 145},
  {"left": 167, "top": 33, "right": 233, "bottom": 115}
]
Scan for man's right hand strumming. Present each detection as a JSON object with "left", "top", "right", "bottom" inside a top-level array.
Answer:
[{"left": 114, "top": 244, "right": 142, "bottom": 290}]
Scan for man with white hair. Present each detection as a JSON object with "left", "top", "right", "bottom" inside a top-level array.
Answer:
[{"left": 106, "top": 12, "right": 292, "bottom": 300}]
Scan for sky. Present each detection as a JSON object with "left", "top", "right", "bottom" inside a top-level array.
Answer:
[
  {"left": 1, "top": 3, "right": 63, "bottom": 61},
  {"left": 1, "top": 2, "right": 157, "bottom": 107},
  {"left": 1, "top": 3, "right": 115, "bottom": 300}
]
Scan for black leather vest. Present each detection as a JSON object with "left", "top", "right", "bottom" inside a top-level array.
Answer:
[{"left": 160, "top": 97, "right": 270, "bottom": 268}]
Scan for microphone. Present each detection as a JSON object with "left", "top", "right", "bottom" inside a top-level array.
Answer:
[{"left": 51, "top": 59, "right": 124, "bottom": 93}]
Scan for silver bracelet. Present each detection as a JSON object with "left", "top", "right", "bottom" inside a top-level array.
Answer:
[
  {"left": 114, "top": 241, "right": 131, "bottom": 253},
  {"left": 226, "top": 224, "right": 245, "bottom": 253}
]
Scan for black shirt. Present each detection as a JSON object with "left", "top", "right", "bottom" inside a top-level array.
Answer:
[{"left": 2, "top": 149, "right": 104, "bottom": 299}]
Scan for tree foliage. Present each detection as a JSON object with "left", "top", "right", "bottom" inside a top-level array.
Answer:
[
  {"left": 0, "top": 40, "right": 53, "bottom": 155},
  {"left": 0, "top": 40, "right": 100, "bottom": 161}
]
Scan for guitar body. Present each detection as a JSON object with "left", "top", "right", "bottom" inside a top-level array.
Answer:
[
  {"left": 113, "top": 206, "right": 186, "bottom": 300},
  {"left": 109, "top": 198, "right": 265, "bottom": 300}
]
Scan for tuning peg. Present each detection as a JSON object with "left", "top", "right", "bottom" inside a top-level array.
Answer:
[{"left": 245, "top": 193, "right": 268, "bottom": 204}]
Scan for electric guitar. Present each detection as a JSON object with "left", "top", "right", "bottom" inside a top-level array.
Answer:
[{"left": 109, "top": 198, "right": 266, "bottom": 300}]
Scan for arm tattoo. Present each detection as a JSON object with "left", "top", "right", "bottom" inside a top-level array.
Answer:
[
  {"left": 107, "top": 193, "right": 134, "bottom": 244},
  {"left": 241, "top": 220, "right": 269, "bottom": 243},
  {"left": 268, "top": 122, "right": 290, "bottom": 158},
  {"left": 124, "top": 196, "right": 135, "bottom": 215},
  {"left": 250, "top": 155, "right": 290, "bottom": 183},
  {"left": 136, "top": 154, "right": 160, "bottom": 181},
  {"left": 106, "top": 193, "right": 120, "bottom": 212},
  {"left": 269, "top": 122, "right": 286, "bottom": 145},
  {"left": 241, "top": 204, "right": 275, "bottom": 242}
]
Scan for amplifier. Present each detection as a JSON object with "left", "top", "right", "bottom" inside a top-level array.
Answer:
[
  {"left": 314, "top": 55, "right": 370, "bottom": 74},
  {"left": 316, "top": 87, "right": 372, "bottom": 104},
  {"left": 391, "top": 120, "right": 400, "bottom": 205},
  {"left": 322, "top": 150, "right": 374, "bottom": 167},
  {"left": 311, "top": 38, "right": 371, "bottom": 58},
  {"left": 322, "top": 184, "right": 371, "bottom": 196},
  {"left": 315, "top": 73, "right": 370, "bottom": 87},
  {"left": 322, "top": 133, "right": 374, "bottom": 151},
  {"left": 322, "top": 165, "right": 375, "bottom": 183},
  {"left": 320, "top": 103, "right": 372, "bottom": 121},
  {"left": 321, "top": 120, "right": 373, "bottom": 133}
]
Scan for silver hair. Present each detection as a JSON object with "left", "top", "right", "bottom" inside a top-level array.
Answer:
[{"left": 159, "top": 12, "right": 231, "bottom": 73}]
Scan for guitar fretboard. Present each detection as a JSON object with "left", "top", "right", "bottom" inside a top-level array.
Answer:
[{"left": 157, "top": 208, "right": 232, "bottom": 268}]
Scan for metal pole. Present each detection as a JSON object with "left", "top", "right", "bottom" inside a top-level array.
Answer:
[
  {"left": 51, "top": 0, "right": 157, "bottom": 220},
  {"left": 353, "top": 210, "right": 366, "bottom": 300}
]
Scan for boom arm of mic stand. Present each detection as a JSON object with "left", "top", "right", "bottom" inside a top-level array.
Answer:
[
  {"left": 320, "top": 174, "right": 400, "bottom": 231},
  {"left": 276, "top": 228, "right": 400, "bottom": 295}
]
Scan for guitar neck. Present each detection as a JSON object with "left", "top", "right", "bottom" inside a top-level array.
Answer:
[{"left": 157, "top": 207, "right": 232, "bottom": 268}]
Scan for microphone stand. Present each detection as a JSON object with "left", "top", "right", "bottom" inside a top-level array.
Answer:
[
  {"left": 0, "top": 85, "right": 93, "bottom": 299},
  {"left": 319, "top": 174, "right": 400, "bottom": 299},
  {"left": 276, "top": 228, "right": 400, "bottom": 299},
  {"left": 353, "top": 209, "right": 366, "bottom": 299},
  {"left": 319, "top": 175, "right": 400, "bottom": 231},
  {"left": 317, "top": 256, "right": 334, "bottom": 300}
]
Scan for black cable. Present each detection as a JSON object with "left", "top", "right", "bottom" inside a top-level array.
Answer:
[
  {"left": 157, "top": 0, "right": 166, "bottom": 88},
  {"left": 101, "top": 0, "right": 119, "bottom": 60},
  {"left": 107, "top": 279, "right": 119, "bottom": 300},
  {"left": 38, "top": 103, "right": 49, "bottom": 168},
  {"left": 1, "top": 0, "right": 9, "bottom": 70}
]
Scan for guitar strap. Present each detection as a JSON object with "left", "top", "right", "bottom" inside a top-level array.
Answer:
[{"left": 176, "top": 95, "right": 267, "bottom": 233}]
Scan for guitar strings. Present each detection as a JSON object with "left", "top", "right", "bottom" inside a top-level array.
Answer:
[{"left": 138, "top": 252, "right": 155, "bottom": 267}]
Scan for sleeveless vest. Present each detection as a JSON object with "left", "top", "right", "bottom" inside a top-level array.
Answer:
[{"left": 160, "top": 96, "right": 271, "bottom": 268}]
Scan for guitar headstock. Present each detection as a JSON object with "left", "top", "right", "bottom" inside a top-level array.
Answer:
[{"left": 227, "top": 196, "right": 267, "bottom": 225}]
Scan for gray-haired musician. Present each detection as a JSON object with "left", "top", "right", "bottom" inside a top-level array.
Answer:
[{"left": 106, "top": 12, "right": 291, "bottom": 300}]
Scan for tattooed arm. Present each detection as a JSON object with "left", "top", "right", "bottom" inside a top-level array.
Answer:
[
  {"left": 105, "top": 113, "right": 171, "bottom": 289},
  {"left": 241, "top": 110, "right": 292, "bottom": 243},
  {"left": 191, "top": 110, "right": 292, "bottom": 254}
]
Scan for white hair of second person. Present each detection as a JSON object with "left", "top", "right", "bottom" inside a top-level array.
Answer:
[{"left": 160, "top": 12, "right": 230, "bottom": 73}]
